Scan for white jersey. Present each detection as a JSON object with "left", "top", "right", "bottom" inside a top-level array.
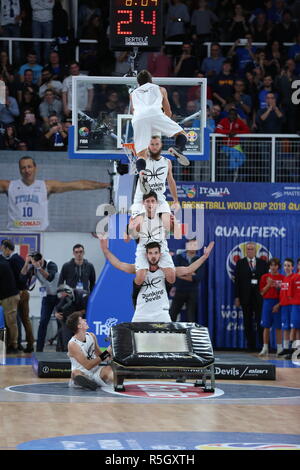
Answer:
[
  {"left": 68, "top": 332, "right": 107, "bottom": 387},
  {"left": 7, "top": 179, "right": 49, "bottom": 231},
  {"left": 68, "top": 332, "right": 98, "bottom": 374},
  {"left": 131, "top": 82, "right": 163, "bottom": 121},
  {"left": 137, "top": 212, "right": 169, "bottom": 253},
  {"left": 133, "top": 156, "right": 169, "bottom": 204},
  {"left": 132, "top": 269, "right": 171, "bottom": 322}
]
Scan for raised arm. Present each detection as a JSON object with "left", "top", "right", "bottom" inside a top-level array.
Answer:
[
  {"left": 175, "top": 241, "right": 215, "bottom": 277},
  {"left": 99, "top": 237, "right": 135, "bottom": 274},
  {"left": 45, "top": 180, "right": 110, "bottom": 194}
]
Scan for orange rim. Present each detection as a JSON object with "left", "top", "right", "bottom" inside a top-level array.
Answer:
[{"left": 122, "top": 142, "right": 136, "bottom": 156}]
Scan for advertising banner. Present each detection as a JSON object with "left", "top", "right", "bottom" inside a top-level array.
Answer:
[{"left": 166, "top": 183, "right": 300, "bottom": 348}]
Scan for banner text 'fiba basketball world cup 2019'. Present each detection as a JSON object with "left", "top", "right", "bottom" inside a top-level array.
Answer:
[{"left": 94, "top": 197, "right": 205, "bottom": 246}]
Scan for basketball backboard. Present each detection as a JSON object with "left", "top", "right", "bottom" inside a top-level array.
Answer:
[{"left": 68, "top": 76, "right": 209, "bottom": 161}]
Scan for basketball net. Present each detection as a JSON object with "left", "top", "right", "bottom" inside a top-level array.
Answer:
[{"left": 122, "top": 142, "right": 138, "bottom": 175}]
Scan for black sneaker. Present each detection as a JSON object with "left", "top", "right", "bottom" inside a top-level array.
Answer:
[
  {"left": 74, "top": 375, "right": 98, "bottom": 391},
  {"left": 277, "top": 348, "right": 292, "bottom": 356},
  {"left": 7, "top": 347, "right": 19, "bottom": 354},
  {"left": 139, "top": 172, "right": 151, "bottom": 194},
  {"left": 23, "top": 346, "right": 34, "bottom": 353},
  {"left": 168, "top": 146, "right": 190, "bottom": 166}
]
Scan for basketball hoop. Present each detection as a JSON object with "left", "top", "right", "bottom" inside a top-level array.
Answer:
[{"left": 122, "top": 142, "right": 138, "bottom": 175}]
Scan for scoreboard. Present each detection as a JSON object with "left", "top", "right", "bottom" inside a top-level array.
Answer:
[{"left": 109, "top": 0, "right": 163, "bottom": 50}]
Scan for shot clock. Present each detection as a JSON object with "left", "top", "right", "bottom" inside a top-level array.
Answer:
[{"left": 109, "top": 0, "right": 163, "bottom": 50}]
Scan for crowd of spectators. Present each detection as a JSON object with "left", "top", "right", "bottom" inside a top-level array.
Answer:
[{"left": 1, "top": 0, "right": 300, "bottom": 151}]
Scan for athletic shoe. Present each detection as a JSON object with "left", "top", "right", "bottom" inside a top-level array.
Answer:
[
  {"left": 139, "top": 172, "right": 151, "bottom": 194},
  {"left": 168, "top": 146, "right": 190, "bottom": 166},
  {"left": 23, "top": 346, "right": 34, "bottom": 353},
  {"left": 258, "top": 348, "right": 269, "bottom": 356},
  {"left": 277, "top": 348, "right": 292, "bottom": 356},
  {"left": 6, "top": 347, "right": 19, "bottom": 354},
  {"left": 74, "top": 375, "right": 98, "bottom": 391}
]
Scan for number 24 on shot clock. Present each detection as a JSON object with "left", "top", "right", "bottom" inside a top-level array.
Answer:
[{"left": 109, "top": 0, "right": 163, "bottom": 50}]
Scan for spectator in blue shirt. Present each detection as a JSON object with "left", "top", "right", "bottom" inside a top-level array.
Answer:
[
  {"left": 231, "top": 79, "right": 252, "bottom": 121},
  {"left": 256, "top": 92, "right": 285, "bottom": 133},
  {"left": 18, "top": 51, "right": 43, "bottom": 85},
  {"left": 228, "top": 34, "right": 256, "bottom": 73},
  {"left": 201, "top": 43, "right": 225, "bottom": 84},
  {"left": 258, "top": 75, "right": 277, "bottom": 109}
]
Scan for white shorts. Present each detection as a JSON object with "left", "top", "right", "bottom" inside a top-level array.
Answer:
[
  {"left": 70, "top": 366, "right": 107, "bottom": 388},
  {"left": 135, "top": 248, "right": 174, "bottom": 271},
  {"left": 130, "top": 200, "right": 171, "bottom": 219},
  {"left": 131, "top": 310, "right": 171, "bottom": 322},
  {"left": 132, "top": 113, "right": 183, "bottom": 154}
]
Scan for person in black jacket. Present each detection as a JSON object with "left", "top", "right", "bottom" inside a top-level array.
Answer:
[
  {"left": 234, "top": 242, "right": 269, "bottom": 351},
  {"left": 58, "top": 244, "right": 96, "bottom": 292},
  {"left": 1, "top": 239, "right": 34, "bottom": 352},
  {"left": 0, "top": 257, "right": 20, "bottom": 354},
  {"left": 54, "top": 284, "right": 89, "bottom": 351},
  {"left": 170, "top": 239, "right": 205, "bottom": 323}
]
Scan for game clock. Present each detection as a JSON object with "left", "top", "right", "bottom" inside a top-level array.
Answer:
[{"left": 109, "top": 0, "right": 163, "bottom": 50}]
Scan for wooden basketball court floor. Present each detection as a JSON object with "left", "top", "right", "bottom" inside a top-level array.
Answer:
[{"left": 1, "top": 348, "right": 300, "bottom": 452}]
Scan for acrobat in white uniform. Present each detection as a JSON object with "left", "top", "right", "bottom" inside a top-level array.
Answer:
[
  {"left": 131, "top": 155, "right": 171, "bottom": 218},
  {"left": 131, "top": 82, "right": 183, "bottom": 155},
  {"left": 135, "top": 210, "right": 174, "bottom": 271},
  {"left": 132, "top": 268, "right": 171, "bottom": 322},
  {"left": 68, "top": 332, "right": 106, "bottom": 387}
]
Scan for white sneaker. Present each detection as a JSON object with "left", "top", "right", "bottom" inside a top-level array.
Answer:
[
  {"left": 258, "top": 348, "right": 269, "bottom": 356},
  {"left": 139, "top": 172, "right": 151, "bottom": 194},
  {"left": 168, "top": 146, "right": 190, "bottom": 166}
]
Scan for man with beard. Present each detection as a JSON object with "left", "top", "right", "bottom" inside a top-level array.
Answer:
[
  {"left": 99, "top": 237, "right": 214, "bottom": 322},
  {"left": 130, "top": 135, "right": 180, "bottom": 232}
]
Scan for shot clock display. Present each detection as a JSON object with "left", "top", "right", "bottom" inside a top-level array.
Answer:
[{"left": 109, "top": 0, "right": 163, "bottom": 50}]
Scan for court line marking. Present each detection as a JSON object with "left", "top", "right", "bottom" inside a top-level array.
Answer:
[{"left": 3, "top": 381, "right": 300, "bottom": 402}]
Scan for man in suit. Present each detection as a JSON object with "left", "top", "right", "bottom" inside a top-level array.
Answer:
[{"left": 234, "top": 242, "right": 268, "bottom": 351}]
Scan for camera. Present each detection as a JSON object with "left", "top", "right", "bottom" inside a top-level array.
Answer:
[
  {"left": 29, "top": 251, "right": 43, "bottom": 262},
  {"left": 239, "top": 38, "right": 248, "bottom": 46}
]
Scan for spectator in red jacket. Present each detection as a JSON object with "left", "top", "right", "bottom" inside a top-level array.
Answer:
[
  {"left": 215, "top": 108, "right": 250, "bottom": 146},
  {"left": 215, "top": 108, "right": 250, "bottom": 179}
]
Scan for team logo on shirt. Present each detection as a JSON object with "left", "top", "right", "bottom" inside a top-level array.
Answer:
[
  {"left": 226, "top": 242, "right": 271, "bottom": 282},
  {"left": 140, "top": 225, "right": 164, "bottom": 245},
  {"left": 144, "top": 167, "right": 166, "bottom": 182},
  {"left": 142, "top": 277, "right": 162, "bottom": 291}
]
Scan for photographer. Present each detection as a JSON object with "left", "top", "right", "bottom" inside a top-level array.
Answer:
[
  {"left": 40, "top": 112, "right": 68, "bottom": 150},
  {"left": 55, "top": 284, "right": 89, "bottom": 352},
  {"left": 20, "top": 251, "right": 59, "bottom": 352}
]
